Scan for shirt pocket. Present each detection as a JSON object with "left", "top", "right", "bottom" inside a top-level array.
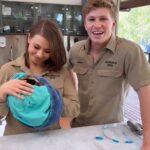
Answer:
[{"left": 97, "top": 69, "right": 122, "bottom": 78}]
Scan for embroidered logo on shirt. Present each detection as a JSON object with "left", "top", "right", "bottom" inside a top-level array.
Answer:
[
  {"left": 48, "top": 75, "right": 60, "bottom": 79},
  {"left": 105, "top": 61, "right": 117, "bottom": 67}
]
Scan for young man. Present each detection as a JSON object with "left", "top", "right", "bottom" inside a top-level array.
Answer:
[{"left": 68, "top": 0, "right": 150, "bottom": 149}]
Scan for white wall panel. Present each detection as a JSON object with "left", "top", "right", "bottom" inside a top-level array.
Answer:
[{"left": 4, "top": 0, "right": 82, "bottom": 5}]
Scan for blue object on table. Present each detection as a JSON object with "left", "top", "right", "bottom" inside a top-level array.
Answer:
[{"left": 95, "top": 136, "right": 104, "bottom": 140}]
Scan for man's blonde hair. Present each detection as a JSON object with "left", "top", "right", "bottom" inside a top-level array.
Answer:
[{"left": 82, "top": 0, "right": 116, "bottom": 19}]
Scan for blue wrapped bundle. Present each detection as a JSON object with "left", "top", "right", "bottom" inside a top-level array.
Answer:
[{"left": 7, "top": 72, "right": 63, "bottom": 129}]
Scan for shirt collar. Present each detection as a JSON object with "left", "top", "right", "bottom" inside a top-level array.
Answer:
[
  {"left": 83, "top": 34, "right": 117, "bottom": 54},
  {"left": 84, "top": 38, "right": 91, "bottom": 53},
  {"left": 11, "top": 54, "right": 56, "bottom": 76},
  {"left": 11, "top": 54, "right": 30, "bottom": 73},
  {"left": 105, "top": 34, "right": 117, "bottom": 53},
  {"left": 10, "top": 55, "right": 23, "bottom": 66}
]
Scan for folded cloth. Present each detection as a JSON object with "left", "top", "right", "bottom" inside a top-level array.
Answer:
[
  {"left": 34, "top": 76, "right": 63, "bottom": 129},
  {"left": 7, "top": 72, "right": 63, "bottom": 129}
]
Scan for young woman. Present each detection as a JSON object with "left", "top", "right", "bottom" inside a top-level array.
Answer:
[{"left": 0, "top": 20, "right": 79, "bottom": 135}]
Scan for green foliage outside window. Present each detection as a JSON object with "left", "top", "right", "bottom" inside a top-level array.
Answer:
[{"left": 118, "top": 6, "right": 150, "bottom": 50}]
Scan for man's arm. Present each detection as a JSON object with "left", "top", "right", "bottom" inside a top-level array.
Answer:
[{"left": 138, "top": 85, "right": 150, "bottom": 150}]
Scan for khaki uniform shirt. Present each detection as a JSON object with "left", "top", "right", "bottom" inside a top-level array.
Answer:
[
  {"left": 68, "top": 35, "right": 150, "bottom": 127},
  {"left": 0, "top": 55, "right": 79, "bottom": 135}
]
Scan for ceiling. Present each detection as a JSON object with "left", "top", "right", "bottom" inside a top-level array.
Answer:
[{"left": 120, "top": 0, "right": 150, "bottom": 10}]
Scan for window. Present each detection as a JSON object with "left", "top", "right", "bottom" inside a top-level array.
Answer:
[{"left": 118, "top": 6, "right": 150, "bottom": 54}]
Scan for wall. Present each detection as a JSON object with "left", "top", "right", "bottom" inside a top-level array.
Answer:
[
  {"left": 0, "top": 35, "right": 27, "bottom": 67},
  {"left": 4, "top": 0, "right": 82, "bottom": 5}
]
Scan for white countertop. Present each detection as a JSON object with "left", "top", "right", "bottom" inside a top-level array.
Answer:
[{"left": 0, "top": 123, "right": 142, "bottom": 150}]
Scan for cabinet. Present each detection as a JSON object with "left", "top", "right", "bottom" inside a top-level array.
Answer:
[
  {"left": 1, "top": 2, "right": 35, "bottom": 33},
  {"left": 0, "top": 1, "right": 87, "bottom": 36}
]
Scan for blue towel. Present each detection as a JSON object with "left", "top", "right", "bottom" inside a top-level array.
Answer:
[{"left": 7, "top": 72, "right": 63, "bottom": 129}]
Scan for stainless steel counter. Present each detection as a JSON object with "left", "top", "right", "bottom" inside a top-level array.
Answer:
[{"left": 0, "top": 123, "right": 142, "bottom": 150}]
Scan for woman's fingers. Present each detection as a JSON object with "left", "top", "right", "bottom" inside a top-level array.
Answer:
[
  {"left": 12, "top": 80, "right": 34, "bottom": 98},
  {"left": 4, "top": 79, "right": 35, "bottom": 99},
  {"left": 17, "top": 89, "right": 33, "bottom": 96},
  {"left": 17, "top": 81, "right": 34, "bottom": 93},
  {"left": 0, "top": 79, "right": 35, "bottom": 101},
  {"left": 11, "top": 92, "right": 25, "bottom": 100}
]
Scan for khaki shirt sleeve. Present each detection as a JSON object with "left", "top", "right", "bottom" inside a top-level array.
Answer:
[
  {"left": 67, "top": 48, "right": 74, "bottom": 70},
  {"left": 67, "top": 41, "right": 83, "bottom": 70},
  {"left": 67, "top": 40, "right": 86, "bottom": 70},
  {"left": 0, "top": 102, "right": 8, "bottom": 119},
  {"left": 124, "top": 44, "right": 150, "bottom": 90},
  {"left": 0, "top": 64, "right": 12, "bottom": 118},
  {"left": 62, "top": 68, "right": 80, "bottom": 118},
  {"left": 0, "top": 63, "right": 15, "bottom": 86}
]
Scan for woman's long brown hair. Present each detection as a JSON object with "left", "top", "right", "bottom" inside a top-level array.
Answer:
[{"left": 25, "top": 20, "right": 67, "bottom": 71}]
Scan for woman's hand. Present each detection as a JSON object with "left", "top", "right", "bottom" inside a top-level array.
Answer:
[
  {"left": 0, "top": 79, "right": 34, "bottom": 102},
  {"left": 59, "top": 117, "right": 72, "bottom": 129}
]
